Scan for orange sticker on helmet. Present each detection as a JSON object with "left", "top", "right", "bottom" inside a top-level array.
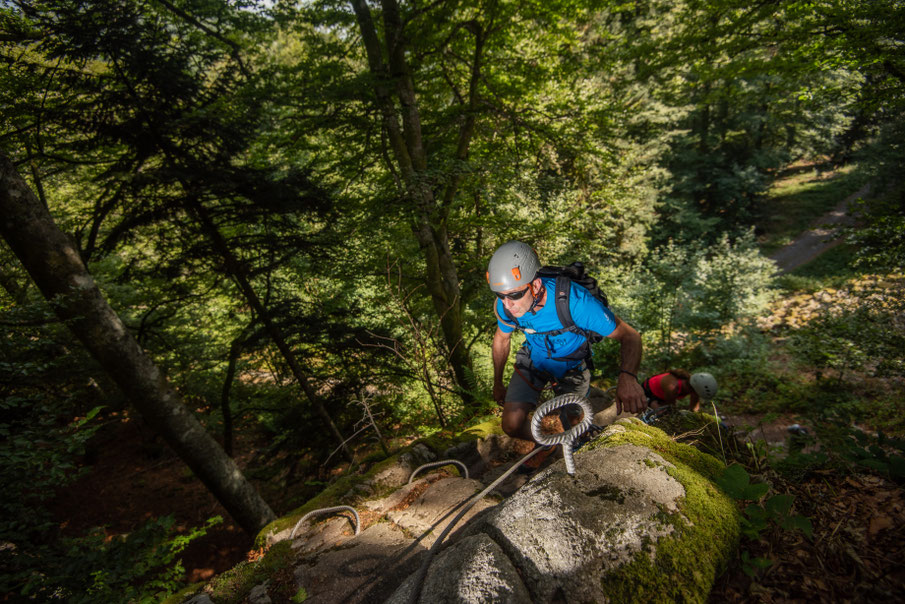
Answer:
[
  {"left": 511, "top": 267, "right": 521, "bottom": 280},
  {"left": 486, "top": 271, "right": 490, "bottom": 284}
]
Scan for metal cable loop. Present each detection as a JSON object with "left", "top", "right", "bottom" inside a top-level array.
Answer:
[
  {"left": 289, "top": 505, "right": 360, "bottom": 540},
  {"left": 408, "top": 460, "right": 469, "bottom": 485},
  {"left": 530, "top": 393, "right": 593, "bottom": 475}
]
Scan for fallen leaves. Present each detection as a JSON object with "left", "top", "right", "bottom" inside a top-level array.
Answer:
[{"left": 710, "top": 469, "right": 905, "bottom": 602}]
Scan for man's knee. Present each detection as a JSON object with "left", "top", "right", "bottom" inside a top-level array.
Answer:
[
  {"left": 500, "top": 402, "right": 530, "bottom": 438},
  {"left": 501, "top": 414, "right": 524, "bottom": 438}
]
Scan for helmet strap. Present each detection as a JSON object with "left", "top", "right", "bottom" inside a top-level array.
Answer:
[{"left": 526, "top": 280, "right": 545, "bottom": 314}]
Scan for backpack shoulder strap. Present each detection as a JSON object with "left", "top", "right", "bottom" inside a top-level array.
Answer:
[{"left": 553, "top": 274, "right": 574, "bottom": 330}]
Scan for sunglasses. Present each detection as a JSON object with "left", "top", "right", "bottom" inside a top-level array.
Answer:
[{"left": 496, "top": 285, "right": 531, "bottom": 301}]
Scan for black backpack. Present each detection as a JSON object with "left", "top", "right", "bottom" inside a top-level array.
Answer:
[{"left": 499, "top": 262, "right": 610, "bottom": 368}]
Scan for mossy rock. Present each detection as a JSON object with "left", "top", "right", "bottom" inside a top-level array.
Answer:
[
  {"left": 394, "top": 418, "right": 740, "bottom": 603},
  {"left": 207, "top": 540, "right": 297, "bottom": 604},
  {"left": 588, "top": 419, "right": 741, "bottom": 602},
  {"left": 646, "top": 409, "right": 756, "bottom": 469}
]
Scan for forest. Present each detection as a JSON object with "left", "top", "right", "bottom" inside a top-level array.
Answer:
[{"left": 1, "top": 0, "right": 903, "bottom": 601}]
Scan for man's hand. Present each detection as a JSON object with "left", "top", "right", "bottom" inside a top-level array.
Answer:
[
  {"left": 493, "top": 382, "right": 507, "bottom": 406},
  {"left": 690, "top": 393, "right": 701, "bottom": 413},
  {"left": 616, "top": 373, "right": 646, "bottom": 415},
  {"left": 606, "top": 317, "right": 644, "bottom": 414}
]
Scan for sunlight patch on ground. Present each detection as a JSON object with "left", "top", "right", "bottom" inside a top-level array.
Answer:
[{"left": 758, "top": 273, "right": 905, "bottom": 332}]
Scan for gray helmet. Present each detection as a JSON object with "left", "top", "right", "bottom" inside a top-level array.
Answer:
[
  {"left": 487, "top": 241, "right": 540, "bottom": 293},
  {"left": 690, "top": 373, "right": 718, "bottom": 400}
]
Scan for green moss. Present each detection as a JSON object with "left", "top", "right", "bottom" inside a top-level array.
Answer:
[
  {"left": 419, "top": 417, "right": 502, "bottom": 451},
  {"left": 589, "top": 418, "right": 726, "bottom": 481},
  {"left": 292, "top": 587, "right": 308, "bottom": 602},
  {"left": 208, "top": 540, "right": 295, "bottom": 604},
  {"left": 461, "top": 417, "right": 504, "bottom": 438},
  {"left": 255, "top": 472, "right": 371, "bottom": 547},
  {"left": 589, "top": 419, "right": 741, "bottom": 602},
  {"left": 159, "top": 582, "right": 205, "bottom": 604}
]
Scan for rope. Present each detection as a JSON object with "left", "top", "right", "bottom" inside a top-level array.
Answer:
[
  {"left": 408, "top": 460, "right": 469, "bottom": 484},
  {"left": 289, "top": 505, "right": 361, "bottom": 540}
]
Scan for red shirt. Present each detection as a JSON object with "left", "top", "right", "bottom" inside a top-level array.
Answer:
[{"left": 647, "top": 373, "right": 691, "bottom": 401}]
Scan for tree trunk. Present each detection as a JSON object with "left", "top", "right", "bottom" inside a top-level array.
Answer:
[
  {"left": 0, "top": 153, "right": 276, "bottom": 535},
  {"left": 221, "top": 335, "right": 244, "bottom": 457},
  {"left": 350, "top": 0, "right": 476, "bottom": 405}
]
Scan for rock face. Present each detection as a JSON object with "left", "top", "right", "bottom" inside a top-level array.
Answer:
[
  {"left": 389, "top": 534, "right": 532, "bottom": 603},
  {"left": 195, "top": 417, "right": 740, "bottom": 604},
  {"left": 389, "top": 419, "right": 740, "bottom": 603},
  {"left": 383, "top": 477, "right": 497, "bottom": 547},
  {"left": 477, "top": 444, "right": 686, "bottom": 602}
]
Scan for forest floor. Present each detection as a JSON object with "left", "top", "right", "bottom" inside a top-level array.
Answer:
[
  {"left": 52, "top": 416, "right": 260, "bottom": 582},
  {"left": 709, "top": 467, "right": 905, "bottom": 602}
]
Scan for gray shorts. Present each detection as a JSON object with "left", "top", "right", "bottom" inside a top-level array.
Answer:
[{"left": 505, "top": 347, "right": 591, "bottom": 407}]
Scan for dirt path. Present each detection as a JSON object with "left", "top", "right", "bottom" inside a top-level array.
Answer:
[{"left": 769, "top": 182, "right": 870, "bottom": 273}]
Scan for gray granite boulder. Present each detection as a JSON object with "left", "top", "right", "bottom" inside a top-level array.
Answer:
[
  {"left": 388, "top": 418, "right": 740, "bottom": 603},
  {"left": 388, "top": 534, "right": 531, "bottom": 604}
]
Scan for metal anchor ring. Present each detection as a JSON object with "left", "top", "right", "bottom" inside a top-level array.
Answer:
[{"left": 530, "top": 393, "right": 593, "bottom": 475}]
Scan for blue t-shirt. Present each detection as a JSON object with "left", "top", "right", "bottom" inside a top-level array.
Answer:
[{"left": 495, "top": 277, "right": 617, "bottom": 378}]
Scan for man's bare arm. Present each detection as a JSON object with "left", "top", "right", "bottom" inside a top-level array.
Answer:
[
  {"left": 492, "top": 327, "right": 511, "bottom": 405},
  {"left": 606, "top": 317, "right": 645, "bottom": 414}
]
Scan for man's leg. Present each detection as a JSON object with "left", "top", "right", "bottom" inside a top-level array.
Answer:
[
  {"left": 501, "top": 354, "right": 545, "bottom": 442},
  {"left": 501, "top": 369, "right": 557, "bottom": 472},
  {"left": 501, "top": 401, "right": 538, "bottom": 442}
]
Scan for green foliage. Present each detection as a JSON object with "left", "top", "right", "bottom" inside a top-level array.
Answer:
[
  {"left": 293, "top": 587, "right": 309, "bottom": 602},
  {"left": 0, "top": 400, "right": 101, "bottom": 538},
  {"left": 716, "top": 464, "right": 812, "bottom": 577},
  {"left": 3, "top": 514, "right": 219, "bottom": 604},
  {"left": 838, "top": 429, "right": 905, "bottom": 482},
  {"left": 772, "top": 420, "right": 905, "bottom": 488},
  {"left": 787, "top": 285, "right": 905, "bottom": 384},
  {"left": 0, "top": 285, "right": 216, "bottom": 601},
  {"left": 625, "top": 231, "right": 776, "bottom": 367},
  {"left": 848, "top": 193, "right": 905, "bottom": 273},
  {"left": 0, "top": 312, "right": 107, "bottom": 548},
  {"left": 715, "top": 464, "right": 769, "bottom": 501},
  {"left": 739, "top": 550, "right": 773, "bottom": 578}
]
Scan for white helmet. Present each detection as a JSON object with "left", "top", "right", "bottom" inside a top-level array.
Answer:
[
  {"left": 690, "top": 373, "right": 718, "bottom": 400},
  {"left": 486, "top": 241, "right": 540, "bottom": 293}
]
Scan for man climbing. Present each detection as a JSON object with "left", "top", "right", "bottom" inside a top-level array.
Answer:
[
  {"left": 488, "top": 241, "right": 645, "bottom": 463},
  {"left": 642, "top": 370, "right": 718, "bottom": 414}
]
